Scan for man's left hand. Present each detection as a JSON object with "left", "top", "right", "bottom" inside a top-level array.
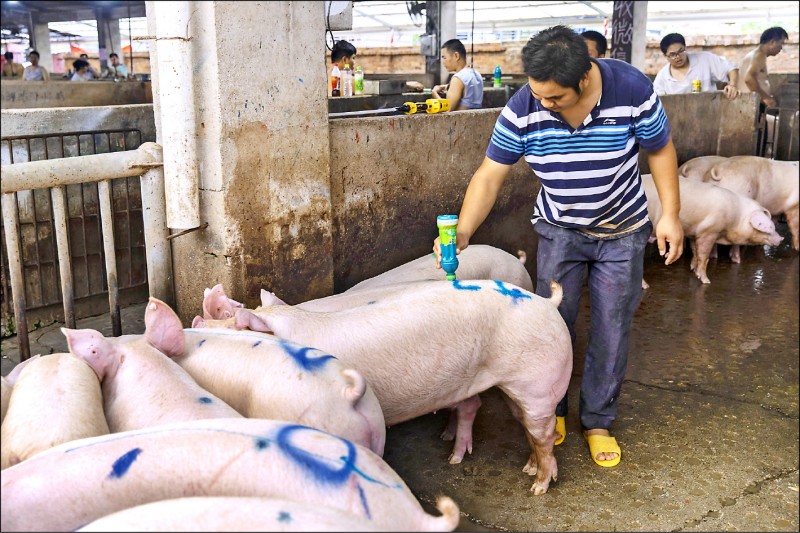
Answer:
[{"left": 656, "top": 214, "right": 684, "bottom": 265}]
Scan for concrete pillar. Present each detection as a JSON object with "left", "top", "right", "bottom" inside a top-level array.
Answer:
[
  {"left": 424, "top": 1, "right": 441, "bottom": 84},
  {"left": 439, "top": 1, "right": 456, "bottom": 83},
  {"left": 31, "top": 18, "right": 52, "bottom": 72},
  {"left": 147, "top": 1, "right": 334, "bottom": 319},
  {"left": 104, "top": 17, "right": 123, "bottom": 57},
  {"left": 95, "top": 9, "right": 109, "bottom": 71},
  {"left": 610, "top": 0, "right": 647, "bottom": 70}
]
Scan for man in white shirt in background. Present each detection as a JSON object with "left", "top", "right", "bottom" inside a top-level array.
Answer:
[
  {"left": 106, "top": 53, "right": 129, "bottom": 80},
  {"left": 432, "top": 39, "right": 484, "bottom": 111},
  {"left": 653, "top": 33, "right": 740, "bottom": 99}
]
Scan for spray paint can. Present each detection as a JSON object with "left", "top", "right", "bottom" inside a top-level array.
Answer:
[
  {"left": 437, "top": 214, "right": 459, "bottom": 281},
  {"left": 691, "top": 79, "right": 701, "bottom": 93}
]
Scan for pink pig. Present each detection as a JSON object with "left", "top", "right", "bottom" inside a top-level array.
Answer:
[
  {"left": 77, "top": 496, "right": 407, "bottom": 531},
  {"left": 1, "top": 353, "right": 110, "bottom": 470},
  {"left": 232, "top": 279, "right": 572, "bottom": 495},
  {"left": 1, "top": 417, "right": 460, "bottom": 532},
  {"left": 642, "top": 173, "right": 783, "bottom": 284},
  {"left": 62, "top": 298, "right": 242, "bottom": 433},
  {"left": 200, "top": 245, "right": 533, "bottom": 465}
]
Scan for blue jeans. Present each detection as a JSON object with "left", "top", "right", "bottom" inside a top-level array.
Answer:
[{"left": 533, "top": 220, "right": 652, "bottom": 431}]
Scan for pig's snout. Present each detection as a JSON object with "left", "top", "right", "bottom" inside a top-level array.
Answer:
[{"left": 767, "top": 233, "right": 785, "bottom": 247}]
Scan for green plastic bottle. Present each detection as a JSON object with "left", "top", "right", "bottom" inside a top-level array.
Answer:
[{"left": 354, "top": 66, "right": 364, "bottom": 95}]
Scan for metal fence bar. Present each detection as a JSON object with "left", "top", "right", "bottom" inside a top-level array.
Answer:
[
  {"left": 98, "top": 180, "right": 121, "bottom": 337},
  {"left": 1, "top": 193, "right": 29, "bottom": 361},
  {"left": 0, "top": 142, "right": 166, "bottom": 360},
  {"left": 50, "top": 186, "right": 75, "bottom": 329}
]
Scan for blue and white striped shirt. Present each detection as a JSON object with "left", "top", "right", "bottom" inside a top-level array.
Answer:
[{"left": 486, "top": 58, "right": 671, "bottom": 235}]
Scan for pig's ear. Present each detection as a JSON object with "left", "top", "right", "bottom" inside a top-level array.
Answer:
[
  {"left": 191, "top": 315, "right": 206, "bottom": 328},
  {"left": 234, "top": 308, "right": 273, "bottom": 334},
  {"left": 62, "top": 328, "right": 112, "bottom": 379},
  {"left": 203, "top": 284, "right": 237, "bottom": 319},
  {"left": 750, "top": 210, "right": 774, "bottom": 233},
  {"left": 341, "top": 368, "right": 367, "bottom": 405},
  {"left": 144, "top": 297, "right": 185, "bottom": 358},
  {"left": 709, "top": 168, "right": 723, "bottom": 181},
  {"left": 260, "top": 289, "right": 287, "bottom": 307}
]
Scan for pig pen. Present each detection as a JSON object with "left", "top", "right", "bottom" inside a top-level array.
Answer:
[
  {"left": 2, "top": 92, "right": 798, "bottom": 531},
  {"left": 2, "top": 222, "right": 797, "bottom": 531}
]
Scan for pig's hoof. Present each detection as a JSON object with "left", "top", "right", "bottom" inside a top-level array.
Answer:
[
  {"left": 522, "top": 462, "right": 538, "bottom": 476},
  {"left": 448, "top": 454, "right": 463, "bottom": 465},
  {"left": 440, "top": 429, "right": 455, "bottom": 441},
  {"left": 530, "top": 480, "right": 550, "bottom": 495}
]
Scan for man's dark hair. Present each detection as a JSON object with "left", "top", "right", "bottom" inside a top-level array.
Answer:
[
  {"left": 441, "top": 38, "right": 467, "bottom": 58},
  {"left": 760, "top": 26, "right": 788, "bottom": 44},
  {"left": 331, "top": 40, "right": 357, "bottom": 63},
  {"left": 4, "top": 51, "right": 13, "bottom": 61},
  {"left": 73, "top": 59, "right": 89, "bottom": 71},
  {"left": 659, "top": 33, "right": 686, "bottom": 54},
  {"left": 109, "top": 52, "right": 119, "bottom": 59},
  {"left": 521, "top": 25, "right": 591, "bottom": 93},
  {"left": 28, "top": 50, "right": 40, "bottom": 59},
  {"left": 580, "top": 30, "right": 607, "bottom": 57},
  {"left": 80, "top": 53, "right": 89, "bottom": 59}
]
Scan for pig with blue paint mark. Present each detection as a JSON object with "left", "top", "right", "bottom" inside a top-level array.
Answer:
[
  {"left": 232, "top": 279, "right": 572, "bottom": 495},
  {"left": 1, "top": 418, "right": 460, "bottom": 532},
  {"left": 1, "top": 353, "right": 110, "bottom": 470},
  {"left": 61, "top": 298, "right": 242, "bottom": 433},
  {"left": 200, "top": 245, "right": 533, "bottom": 465},
  {"left": 77, "top": 496, "right": 393, "bottom": 531},
  {"left": 173, "top": 327, "right": 386, "bottom": 456}
]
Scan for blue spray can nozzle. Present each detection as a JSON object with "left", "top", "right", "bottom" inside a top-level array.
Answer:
[{"left": 437, "top": 215, "right": 459, "bottom": 281}]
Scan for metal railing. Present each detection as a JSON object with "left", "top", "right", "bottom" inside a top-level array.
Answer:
[{"left": 1, "top": 142, "right": 173, "bottom": 361}]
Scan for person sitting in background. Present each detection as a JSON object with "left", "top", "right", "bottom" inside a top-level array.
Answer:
[
  {"left": 22, "top": 50, "right": 49, "bottom": 81},
  {"left": 581, "top": 30, "right": 607, "bottom": 58},
  {"left": 736, "top": 26, "right": 788, "bottom": 109},
  {"left": 71, "top": 59, "right": 94, "bottom": 81},
  {"left": 331, "top": 40, "right": 357, "bottom": 69},
  {"left": 653, "top": 33, "right": 739, "bottom": 99},
  {"left": 79, "top": 53, "right": 100, "bottom": 79},
  {"left": 2, "top": 51, "right": 24, "bottom": 78},
  {"left": 432, "top": 39, "right": 483, "bottom": 110},
  {"left": 106, "top": 52, "right": 129, "bottom": 80}
]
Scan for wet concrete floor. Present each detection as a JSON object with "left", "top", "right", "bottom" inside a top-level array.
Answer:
[{"left": 1, "top": 222, "right": 798, "bottom": 532}]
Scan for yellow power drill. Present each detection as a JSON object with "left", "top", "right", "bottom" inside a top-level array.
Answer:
[{"left": 398, "top": 99, "right": 450, "bottom": 114}]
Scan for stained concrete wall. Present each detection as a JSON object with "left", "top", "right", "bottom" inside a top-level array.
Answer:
[
  {"left": 329, "top": 109, "right": 539, "bottom": 292},
  {"left": 0, "top": 80, "right": 152, "bottom": 109},
  {"left": 157, "top": 1, "right": 334, "bottom": 318}
]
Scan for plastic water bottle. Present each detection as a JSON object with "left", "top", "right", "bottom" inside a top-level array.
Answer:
[
  {"left": 493, "top": 65, "right": 502, "bottom": 88},
  {"left": 331, "top": 63, "right": 340, "bottom": 97},
  {"left": 342, "top": 64, "right": 353, "bottom": 97},
  {"left": 354, "top": 65, "right": 364, "bottom": 95},
  {"left": 437, "top": 215, "right": 459, "bottom": 281}
]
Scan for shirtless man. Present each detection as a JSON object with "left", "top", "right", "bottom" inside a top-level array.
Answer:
[{"left": 736, "top": 26, "right": 788, "bottom": 108}]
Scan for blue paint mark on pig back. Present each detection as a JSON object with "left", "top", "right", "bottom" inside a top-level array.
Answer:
[
  {"left": 453, "top": 280, "right": 481, "bottom": 291},
  {"left": 198, "top": 339, "right": 206, "bottom": 347},
  {"left": 198, "top": 396, "right": 213, "bottom": 404},
  {"left": 358, "top": 484, "right": 372, "bottom": 519},
  {"left": 277, "top": 339, "right": 335, "bottom": 371},
  {"left": 277, "top": 425, "right": 356, "bottom": 485},
  {"left": 277, "top": 511, "right": 292, "bottom": 523},
  {"left": 108, "top": 448, "right": 142, "bottom": 479},
  {"left": 253, "top": 340, "right": 262, "bottom": 348},
  {"left": 492, "top": 280, "right": 532, "bottom": 304}
]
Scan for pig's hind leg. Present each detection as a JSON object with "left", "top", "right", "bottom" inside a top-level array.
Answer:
[
  {"left": 499, "top": 391, "right": 558, "bottom": 495},
  {"left": 440, "top": 394, "right": 482, "bottom": 464}
]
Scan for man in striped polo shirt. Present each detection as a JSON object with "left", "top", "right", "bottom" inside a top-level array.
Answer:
[{"left": 434, "top": 25, "right": 683, "bottom": 468}]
